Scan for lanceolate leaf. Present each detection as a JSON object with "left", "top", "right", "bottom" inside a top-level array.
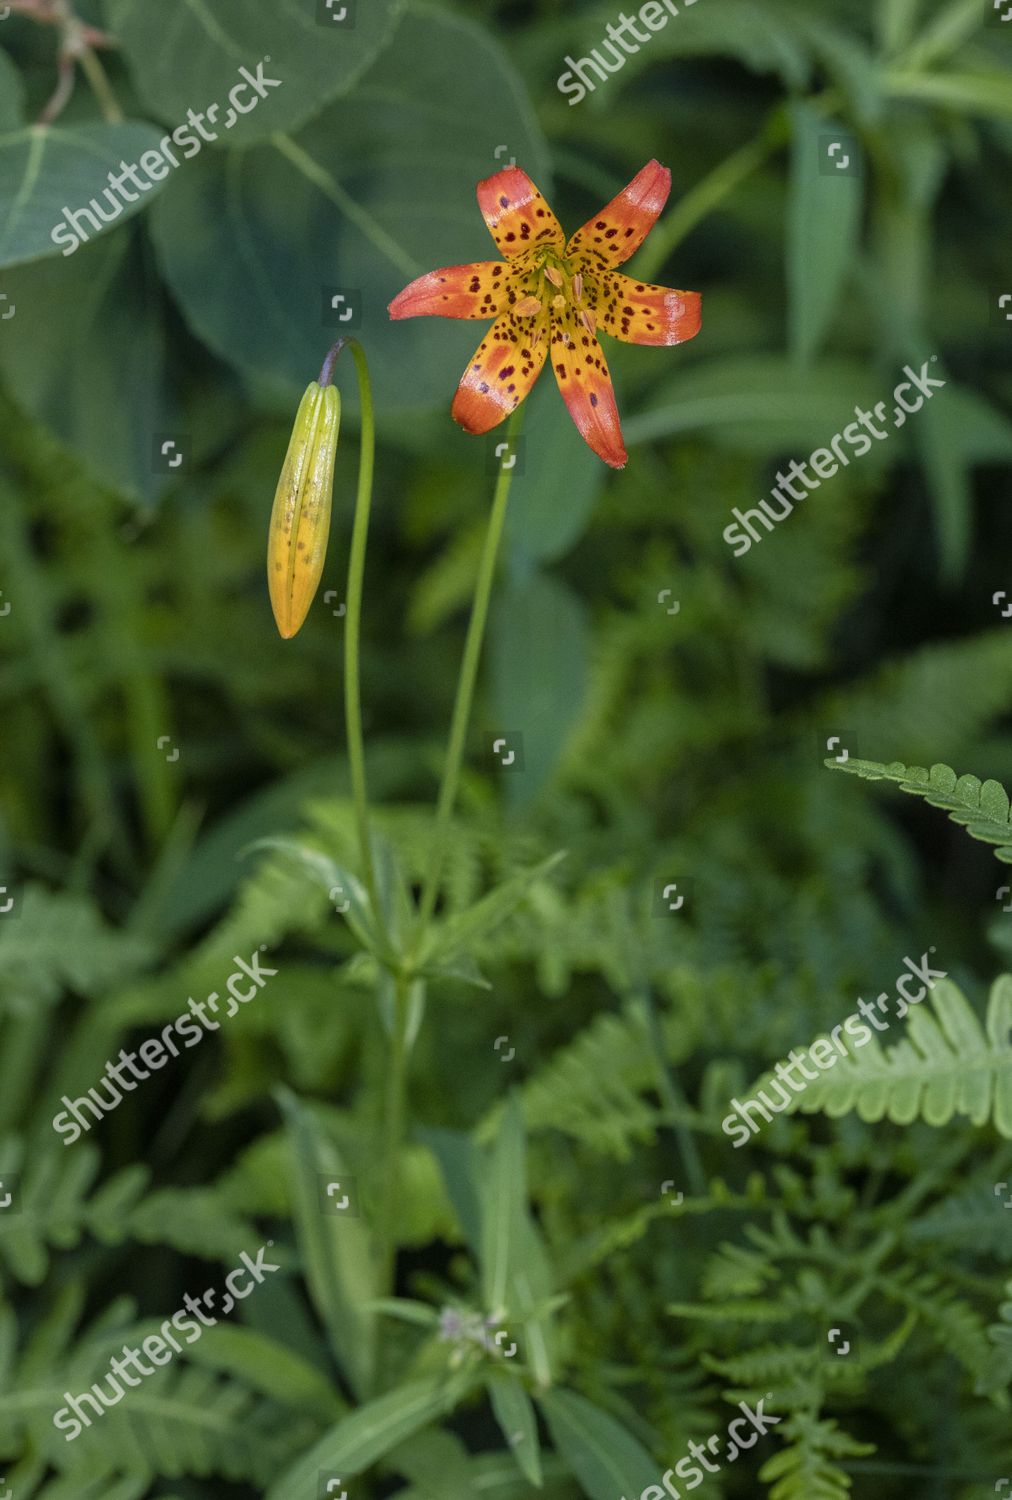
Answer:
[
  {"left": 538, "top": 1388, "right": 660, "bottom": 1500},
  {"left": 264, "top": 1371, "right": 476, "bottom": 1499},
  {"left": 488, "top": 1372, "right": 543, "bottom": 1487},
  {"left": 275, "top": 1088, "right": 377, "bottom": 1397},
  {"left": 787, "top": 102, "right": 863, "bottom": 364}
]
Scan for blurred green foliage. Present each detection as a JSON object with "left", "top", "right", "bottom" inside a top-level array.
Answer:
[{"left": 1, "top": 0, "right": 1012, "bottom": 1496}]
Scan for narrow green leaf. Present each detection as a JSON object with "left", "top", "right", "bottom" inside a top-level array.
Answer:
[
  {"left": 488, "top": 1372, "right": 543, "bottom": 1487},
  {"left": 424, "top": 852, "right": 566, "bottom": 968},
  {"left": 538, "top": 1388, "right": 660, "bottom": 1500},
  {"left": 788, "top": 102, "right": 863, "bottom": 363},
  {"left": 482, "top": 1094, "right": 527, "bottom": 1315},
  {"left": 275, "top": 1087, "right": 377, "bottom": 1396},
  {"left": 265, "top": 1371, "right": 475, "bottom": 1498}
]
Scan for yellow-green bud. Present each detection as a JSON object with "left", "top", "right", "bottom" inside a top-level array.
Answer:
[{"left": 267, "top": 381, "right": 341, "bottom": 639}]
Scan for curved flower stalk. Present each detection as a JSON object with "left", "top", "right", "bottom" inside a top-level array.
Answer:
[{"left": 389, "top": 160, "right": 702, "bottom": 468}]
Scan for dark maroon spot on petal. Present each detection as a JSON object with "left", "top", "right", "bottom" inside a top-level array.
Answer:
[
  {"left": 590, "top": 393, "right": 598, "bottom": 407},
  {"left": 595, "top": 221, "right": 606, "bottom": 229},
  {"left": 499, "top": 195, "right": 509, "bottom": 208},
  {"left": 499, "top": 364, "right": 516, "bottom": 379},
  {"left": 479, "top": 381, "right": 490, "bottom": 393},
  {"left": 605, "top": 228, "right": 618, "bottom": 239}
]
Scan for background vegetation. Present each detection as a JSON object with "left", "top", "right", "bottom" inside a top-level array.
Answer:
[{"left": 0, "top": 0, "right": 1011, "bottom": 1495}]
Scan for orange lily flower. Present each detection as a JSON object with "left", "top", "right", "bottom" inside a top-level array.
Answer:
[{"left": 388, "top": 160, "right": 701, "bottom": 469}]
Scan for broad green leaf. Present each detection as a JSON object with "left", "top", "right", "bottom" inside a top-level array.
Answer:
[
  {"left": 582, "top": 0, "right": 809, "bottom": 90},
  {"left": 788, "top": 103, "right": 863, "bottom": 364},
  {"left": 0, "top": 228, "right": 171, "bottom": 500},
  {"left": 505, "top": 376, "right": 606, "bottom": 564},
  {"left": 105, "top": 0, "right": 404, "bottom": 145},
  {"left": 538, "top": 1388, "right": 660, "bottom": 1500},
  {"left": 265, "top": 1371, "right": 475, "bottom": 1499},
  {"left": 0, "top": 50, "right": 25, "bottom": 131},
  {"left": 149, "top": 1, "right": 549, "bottom": 413},
  {"left": 0, "top": 122, "right": 167, "bottom": 268},
  {"left": 488, "top": 1372, "right": 543, "bottom": 1487},
  {"left": 624, "top": 356, "right": 880, "bottom": 453},
  {"left": 275, "top": 1087, "right": 377, "bottom": 1397},
  {"left": 490, "top": 570, "right": 589, "bottom": 808}
]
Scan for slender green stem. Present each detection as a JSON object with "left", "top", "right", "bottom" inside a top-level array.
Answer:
[
  {"left": 327, "top": 338, "right": 381, "bottom": 924},
  {"left": 377, "top": 974, "right": 411, "bottom": 1306},
  {"left": 414, "top": 405, "right": 525, "bottom": 941},
  {"left": 634, "top": 109, "right": 789, "bottom": 283}
]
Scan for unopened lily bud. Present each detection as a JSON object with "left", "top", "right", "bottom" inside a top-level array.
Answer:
[{"left": 267, "top": 380, "right": 341, "bottom": 639}]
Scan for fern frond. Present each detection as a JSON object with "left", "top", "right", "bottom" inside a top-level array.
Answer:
[
  {"left": 826, "top": 758, "right": 1012, "bottom": 863},
  {"left": 877, "top": 1266, "right": 994, "bottom": 1382},
  {"left": 980, "top": 1278, "right": 1012, "bottom": 1396},
  {"left": 751, "top": 975, "right": 1012, "bottom": 1137},
  {"left": 479, "top": 1001, "right": 664, "bottom": 1160},
  {"left": 0, "top": 1138, "right": 261, "bottom": 1284},
  {"left": 760, "top": 1410, "right": 873, "bottom": 1500}
]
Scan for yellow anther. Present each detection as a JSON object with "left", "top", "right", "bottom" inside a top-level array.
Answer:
[
  {"left": 551, "top": 293, "right": 566, "bottom": 315},
  {"left": 581, "top": 309, "right": 597, "bottom": 335},
  {"left": 572, "top": 273, "right": 584, "bottom": 302},
  {"left": 514, "top": 296, "right": 542, "bottom": 316},
  {"left": 544, "top": 264, "right": 564, "bottom": 288}
]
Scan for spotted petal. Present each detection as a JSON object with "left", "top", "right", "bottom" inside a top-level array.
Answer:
[
  {"left": 452, "top": 307, "right": 549, "bottom": 435},
  {"left": 587, "top": 272, "right": 701, "bottom": 347},
  {"left": 388, "top": 262, "right": 512, "bottom": 321},
  {"left": 566, "top": 159, "right": 671, "bottom": 271},
  {"left": 548, "top": 305, "right": 627, "bottom": 469},
  {"left": 477, "top": 167, "right": 565, "bottom": 259}
]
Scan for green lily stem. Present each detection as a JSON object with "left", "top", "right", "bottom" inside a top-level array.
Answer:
[
  {"left": 377, "top": 972, "right": 411, "bottom": 1307},
  {"left": 414, "top": 404, "right": 525, "bottom": 940},
  {"left": 325, "top": 337, "right": 381, "bottom": 928}
]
